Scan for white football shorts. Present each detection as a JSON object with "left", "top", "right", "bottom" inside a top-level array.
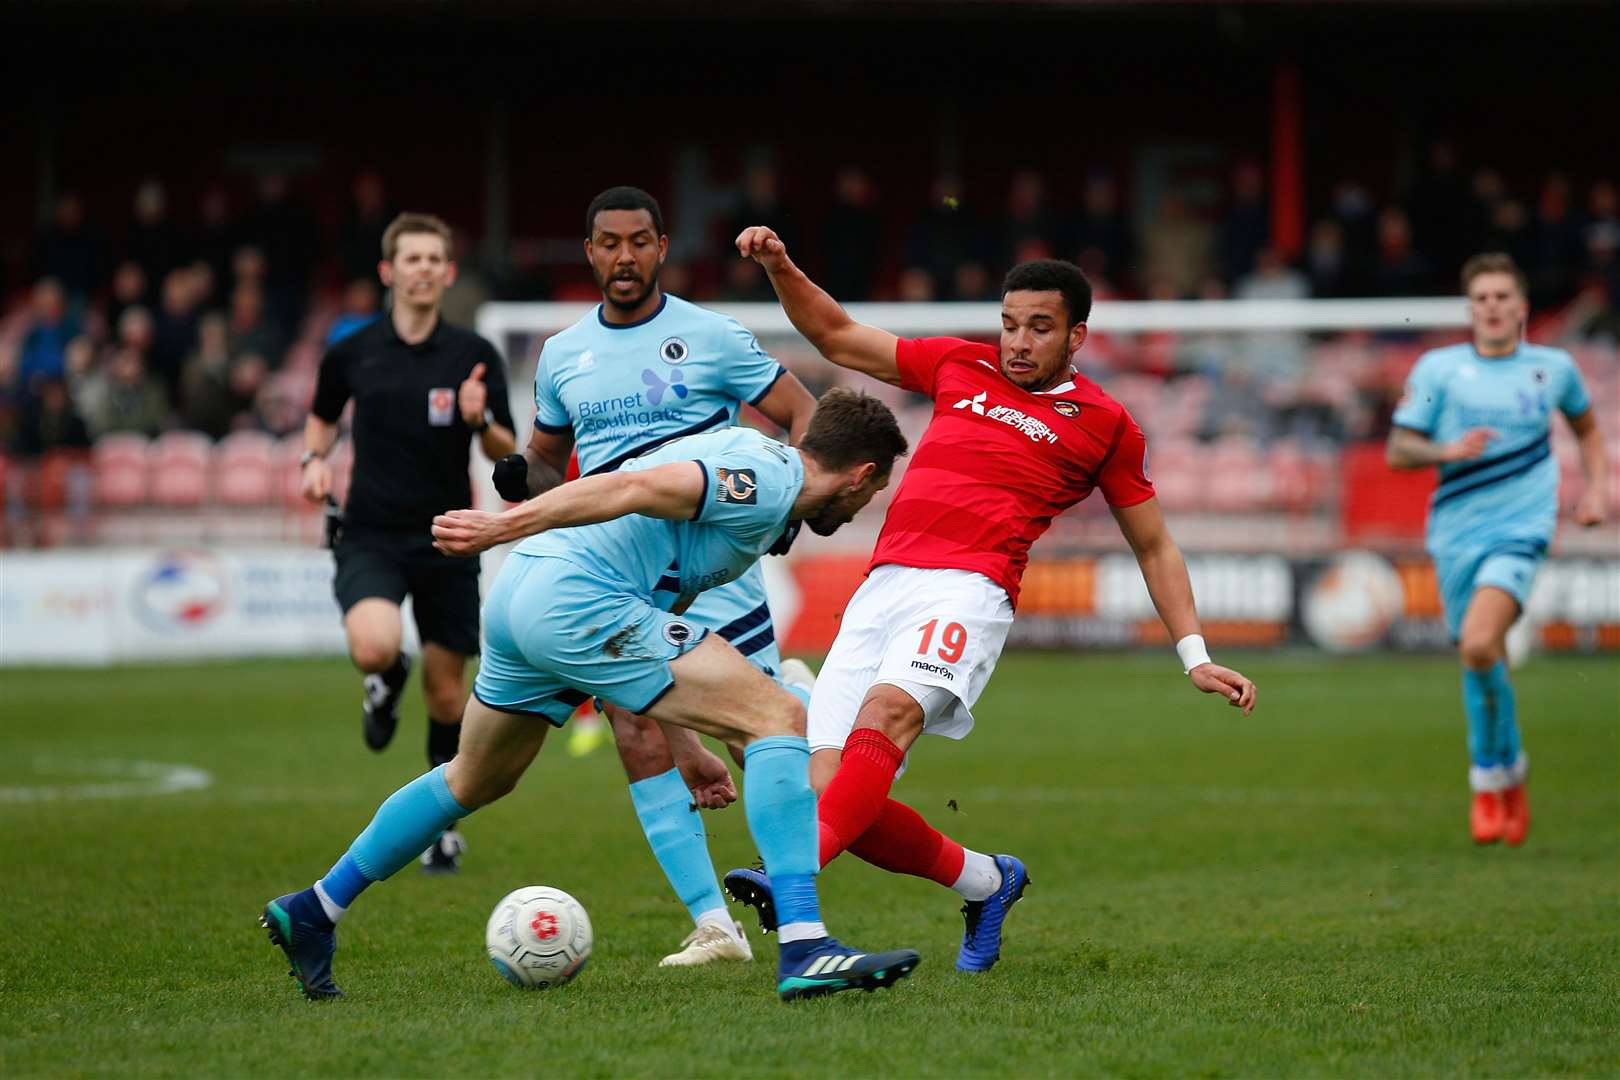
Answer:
[{"left": 807, "top": 563, "right": 1014, "bottom": 754}]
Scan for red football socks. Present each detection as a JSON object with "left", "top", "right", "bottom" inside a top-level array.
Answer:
[
  {"left": 847, "top": 798, "right": 966, "bottom": 887},
  {"left": 816, "top": 728, "right": 904, "bottom": 866}
]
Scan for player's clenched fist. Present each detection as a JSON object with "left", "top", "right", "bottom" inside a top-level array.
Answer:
[
  {"left": 735, "top": 226, "right": 789, "bottom": 273},
  {"left": 432, "top": 508, "right": 506, "bottom": 557},
  {"left": 1189, "top": 663, "right": 1258, "bottom": 716},
  {"left": 459, "top": 361, "right": 488, "bottom": 426},
  {"left": 300, "top": 456, "right": 332, "bottom": 503}
]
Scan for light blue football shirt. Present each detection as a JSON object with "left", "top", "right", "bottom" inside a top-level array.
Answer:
[
  {"left": 1392, "top": 342, "right": 1590, "bottom": 553},
  {"left": 514, "top": 427, "right": 804, "bottom": 614},
  {"left": 534, "top": 294, "right": 786, "bottom": 475}
]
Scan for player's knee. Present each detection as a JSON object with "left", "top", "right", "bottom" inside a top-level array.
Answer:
[
  {"left": 444, "top": 752, "right": 521, "bottom": 809},
  {"left": 350, "top": 640, "right": 398, "bottom": 674},
  {"left": 855, "top": 689, "right": 923, "bottom": 744},
  {"left": 1458, "top": 634, "right": 1500, "bottom": 670}
]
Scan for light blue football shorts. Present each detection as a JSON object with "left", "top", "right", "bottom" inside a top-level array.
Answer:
[
  {"left": 1433, "top": 540, "right": 1546, "bottom": 640},
  {"left": 474, "top": 553, "right": 708, "bottom": 725}
]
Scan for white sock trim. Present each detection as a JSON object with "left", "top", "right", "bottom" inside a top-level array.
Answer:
[
  {"left": 312, "top": 881, "right": 346, "bottom": 924},
  {"left": 778, "top": 921, "right": 829, "bottom": 944},
  {"left": 1507, "top": 752, "right": 1530, "bottom": 786},
  {"left": 953, "top": 849, "right": 1002, "bottom": 901},
  {"left": 694, "top": 908, "right": 737, "bottom": 936}
]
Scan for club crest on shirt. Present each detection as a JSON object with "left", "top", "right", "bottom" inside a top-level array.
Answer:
[
  {"left": 662, "top": 619, "right": 697, "bottom": 647},
  {"left": 715, "top": 467, "right": 757, "bottom": 504},
  {"left": 428, "top": 387, "right": 455, "bottom": 426},
  {"left": 659, "top": 337, "right": 689, "bottom": 365},
  {"left": 1052, "top": 400, "right": 1080, "bottom": 418}
]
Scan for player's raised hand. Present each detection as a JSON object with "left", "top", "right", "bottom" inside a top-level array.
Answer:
[
  {"left": 1574, "top": 486, "right": 1608, "bottom": 527},
  {"left": 735, "top": 226, "right": 789, "bottom": 273},
  {"left": 432, "top": 508, "right": 506, "bottom": 557},
  {"left": 1189, "top": 663, "right": 1257, "bottom": 716},
  {"left": 459, "top": 362, "right": 488, "bottom": 425},
  {"left": 1444, "top": 427, "right": 1496, "bottom": 462}
]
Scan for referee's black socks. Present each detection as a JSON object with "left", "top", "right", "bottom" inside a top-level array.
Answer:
[{"left": 428, "top": 719, "right": 462, "bottom": 768}]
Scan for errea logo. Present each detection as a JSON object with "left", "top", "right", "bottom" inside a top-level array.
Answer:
[{"left": 953, "top": 392, "right": 987, "bottom": 415}]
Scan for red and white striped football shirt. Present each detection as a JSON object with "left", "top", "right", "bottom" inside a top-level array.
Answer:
[{"left": 869, "top": 336, "right": 1155, "bottom": 606}]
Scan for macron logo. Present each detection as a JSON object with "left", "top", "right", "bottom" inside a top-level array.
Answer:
[{"left": 953, "top": 391, "right": 987, "bottom": 415}]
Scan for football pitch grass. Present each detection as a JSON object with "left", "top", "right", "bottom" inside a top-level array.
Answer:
[{"left": 2, "top": 651, "right": 1616, "bottom": 1078}]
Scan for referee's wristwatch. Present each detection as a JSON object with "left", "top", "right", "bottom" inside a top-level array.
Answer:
[
  {"left": 299, "top": 449, "right": 325, "bottom": 468},
  {"left": 472, "top": 408, "right": 494, "bottom": 433}
]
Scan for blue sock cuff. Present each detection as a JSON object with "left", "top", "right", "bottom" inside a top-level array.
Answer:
[
  {"left": 744, "top": 735, "right": 809, "bottom": 762},
  {"left": 426, "top": 764, "right": 472, "bottom": 818},
  {"left": 322, "top": 853, "right": 372, "bottom": 905},
  {"left": 629, "top": 767, "right": 690, "bottom": 814}
]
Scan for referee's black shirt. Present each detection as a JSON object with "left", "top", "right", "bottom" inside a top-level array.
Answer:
[{"left": 312, "top": 314, "right": 515, "bottom": 531}]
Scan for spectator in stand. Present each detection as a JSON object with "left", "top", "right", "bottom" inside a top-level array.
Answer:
[
  {"left": 718, "top": 254, "right": 775, "bottom": 301},
  {"left": 999, "top": 170, "right": 1058, "bottom": 274},
  {"left": 1330, "top": 179, "right": 1378, "bottom": 278},
  {"left": 725, "top": 159, "right": 799, "bottom": 264},
  {"left": 240, "top": 172, "right": 320, "bottom": 328},
  {"left": 35, "top": 193, "right": 104, "bottom": 303},
  {"left": 179, "top": 313, "right": 260, "bottom": 438},
  {"left": 1068, "top": 172, "right": 1132, "bottom": 295},
  {"left": 196, "top": 186, "right": 238, "bottom": 295},
  {"left": 1530, "top": 173, "right": 1585, "bottom": 307},
  {"left": 1585, "top": 180, "right": 1619, "bottom": 260},
  {"left": 107, "top": 261, "right": 148, "bottom": 330},
  {"left": 907, "top": 174, "right": 981, "bottom": 298},
  {"left": 952, "top": 261, "right": 997, "bottom": 301},
  {"left": 80, "top": 345, "right": 168, "bottom": 438},
  {"left": 1305, "top": 219, "right": 1354, "bottom": 298},
  {"left": 339, "top": 171, "right": 396, "bottom": 284},
  {"left": 896, "top": 266, "right": 936, "bottom": 302},
  {"left": 127, "top": 180, "right": 184, "bottom": 287},
  {"left": 1408, "top": 142, "right": 1472, "bottom": 277},
  {"left": 1142, "top": 193, "right": 1214, "bottom": 298},
  {"left": 1371, "top": 208, "right": 1433, "bottom": 296},
  {"left": 821, "top": 166, "right": 882, "bottom": 301},
  {"left": 1236, "top": 248, "right": 1310, "bottom": 379},
  {"left": 328, "top": 278, "right": 383, "bottom": 345},
  {"left": 1467, "top": 169, "right": 1507, "bottom": 253},
  {"left": 151, "top": 267, "right": 204, "bottom": 395},
  {"left": 228, "top": 280, "right": 286, "bottom": 368},
  {"left": 1483, "top": 199, "right": 1535, "bottom": 275},
  {"left": 1236, "top": 247, "right": 1309, "bottom": 301},
  {"left": 16, "top": 279, "right": 79, "bottom": 390},
  {"left": 11, "top": 377, "right": 91, "bottom": 458},
  {"left": 1217, "top": 160, "right": 1269, "bottom": 283}
]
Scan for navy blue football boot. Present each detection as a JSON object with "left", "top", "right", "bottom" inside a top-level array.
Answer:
[{"left": 261, "top": 889, "right": 342, "bottom": 1000}]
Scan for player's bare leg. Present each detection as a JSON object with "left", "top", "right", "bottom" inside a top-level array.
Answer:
[
  {"left": 345, "top": 598, "right": 410, "bottom": 751},
  {"left": 604, "top": 700, "right": 751, "bottom": 966},
  {"left": 419, "top": 643, "right": 470, "bottom": 872},
  {"left": 1458, "top": 586, "right": 1529, "bottom": 844},
  {"left": 264, "top": 697, "right": 547, "bottom": 999},
  {"left": 649, "top": 636, "right": 920, "bottom": 1000}
]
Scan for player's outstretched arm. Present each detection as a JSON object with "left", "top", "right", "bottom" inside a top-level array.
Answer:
[
  {"left": 1386, "top": 425, "right": 1495, "bottom": 470},
  {"left": 736, "top": 226, "right": 902, "bottom": 386},
  {"left": 1568, "top": 408, "right": 1609, "bottom": 527},
  {"left": 432, "top": 461, "right": 705, "bottom": 556},
  {"left": 1111, "top": 497, "right": 1257, "bottom": 716},
  {"left": 493, "top": 426, "right": 573, "bottom": 502}
]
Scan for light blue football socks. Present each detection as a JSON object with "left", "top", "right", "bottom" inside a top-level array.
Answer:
[
  {"left": 629, "top": 766, "right": 729, "bottom": 924},
  {"left": 1462, "top": 661, "right": 1523, "bottom": 788},
  {"left": 742, "top": 735, "right": 823, "bottom": 942}
]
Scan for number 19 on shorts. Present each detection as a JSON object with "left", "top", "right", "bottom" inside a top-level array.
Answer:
[{"left": 917, "top": 618, "right": 968, "bottom": 663}]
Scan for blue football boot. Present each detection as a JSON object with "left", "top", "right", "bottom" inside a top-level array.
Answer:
[
  {"left": 724, "top": 865, "right": 778, "bottom": 934},
  {"left": 955, "top": 854, "right": 1029, "bottom": 972},
  {"left": 261, "top": 889, "right": 343, "bottom": 1000},
  {"left": 776, "top": 937, "right": 921, "bottom": 1002}
]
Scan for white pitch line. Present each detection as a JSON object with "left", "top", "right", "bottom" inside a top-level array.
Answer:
[
  {"left": 908, "top": 784, "right": 1617, "bottom": 811},
  {"left": 0, "top": 758, "right": 213, "bottom": 803}
]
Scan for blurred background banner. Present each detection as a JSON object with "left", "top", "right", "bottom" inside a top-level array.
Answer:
[{"left": 2, "top": 0, "right": 1616, "bottom": 662}]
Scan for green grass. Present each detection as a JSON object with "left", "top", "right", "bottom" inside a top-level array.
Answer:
[{"left": 1, "top": 652, "right": 1617, "bottom": 1078}]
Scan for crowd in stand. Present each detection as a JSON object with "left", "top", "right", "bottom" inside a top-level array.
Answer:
[{"left": 3, "top": 149, "right": 1618, "bottom": 471}]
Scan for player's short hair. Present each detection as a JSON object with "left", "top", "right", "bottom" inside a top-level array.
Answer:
[
  {"left": 799, "top": 387, "right": 909, "bottom": 476},
  {"left": 381, "top": 213, "right": 453, "bottom": 262},
  {"left": 1460, "top": 252, "right": 1528, "bottom": 298},
  {"left": 1001, "top": 259, "right": 1093, "bottom": 327},
  {"left": 586, "top": 186, "right": 664, "bottom": 239}
]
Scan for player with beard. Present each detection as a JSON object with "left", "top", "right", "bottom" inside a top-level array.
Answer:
[
  {"left": 488, "top": 187, "right": 820, "bottom": 966},
  {"left": 723, "top": 226, "right": 1258, "bottom": 974}
]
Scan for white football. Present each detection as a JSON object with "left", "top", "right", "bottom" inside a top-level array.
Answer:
[{"left": 485, "top": 886, "right": 593, "bottom": 989}]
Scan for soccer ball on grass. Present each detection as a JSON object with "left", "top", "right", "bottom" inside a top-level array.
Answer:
[{"left": 485, "top": 886, "right": 592, "bottom": 988}]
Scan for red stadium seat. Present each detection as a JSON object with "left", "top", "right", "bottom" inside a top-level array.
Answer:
[
  {"left": 92, "top": 433, "right": 151, "bottom": 509},
  {"left": 214, "top": 430, "right": 278, "bottom": 506},
  {"left": 149, "top": 431, "right": 213, "bottom": 508}
]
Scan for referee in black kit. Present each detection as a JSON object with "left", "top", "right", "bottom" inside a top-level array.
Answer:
[{"left": 300, "top": 212, "right": 516, "bottom": 872}]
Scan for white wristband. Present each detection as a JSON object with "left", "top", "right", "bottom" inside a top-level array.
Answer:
[{"left": 1175, "top": 634, "right": 1212, "bottom": 675}]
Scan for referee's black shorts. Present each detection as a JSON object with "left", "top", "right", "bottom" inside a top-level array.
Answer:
[{"left": 333, "top": 524, "right": 480, "bottom": 656}]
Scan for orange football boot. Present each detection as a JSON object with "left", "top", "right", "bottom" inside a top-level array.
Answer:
[
  {"left": 1501, "top": 784, "right": 1530, "bottom": 846},
  {"left": 1471, "top": 791, "right": 1506, "bottom": 844}
]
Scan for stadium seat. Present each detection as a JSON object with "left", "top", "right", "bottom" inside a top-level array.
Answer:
[
  {"left": 92, "top": 433, "right": 151, "bottom": 509},
  {"left": 148, "top": 431, "right": 213, "bottom": 508},
  {"left": 214, "top": 430, "right": 278, "bottom": 506}
]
